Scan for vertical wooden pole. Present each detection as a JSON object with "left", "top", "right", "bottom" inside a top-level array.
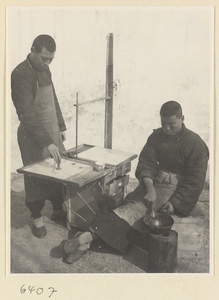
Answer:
[
  {"left": 75, "top": 92, "right": 78, "bottom": 158},
  {"left": 104, "top": 33, "right": 113, "bottom": 149}
]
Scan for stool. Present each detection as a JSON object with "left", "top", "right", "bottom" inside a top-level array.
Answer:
[
  {"left": 148, "top": 230, "right": 178, "bottom": 273},
  {"left": 172, "top": 204, "right": 205, "bottom": 258}
]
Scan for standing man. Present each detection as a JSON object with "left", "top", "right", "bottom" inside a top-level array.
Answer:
[{"left": 11, "top": 35, "right": 67, "bottom": 238}]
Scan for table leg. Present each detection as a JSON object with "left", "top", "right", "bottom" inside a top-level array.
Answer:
[{"left": 64, "top": 186, "right": 72, "bottom": 230}]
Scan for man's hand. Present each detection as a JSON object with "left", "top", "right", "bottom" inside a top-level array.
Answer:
[
  {"left": 144, "top": 187, "right": 157, "bottom": 207},
  {"left": 142, "top": 177, "right": 157, "bottom": 207},
  {"left": 47, "top": 144, "right": 61, "bottom": 164},
  {"left": 160, "top": 201, "right": 174, "bottom": 214},
  {"left": 60, "top": 131, "right": 66, "bottom": 142}
]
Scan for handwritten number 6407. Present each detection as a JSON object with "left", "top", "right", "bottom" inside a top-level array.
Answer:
[{"left": 20, "top": 285, "right": 57, "bottom": 298}]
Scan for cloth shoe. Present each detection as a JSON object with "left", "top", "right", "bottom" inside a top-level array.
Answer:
[
  {"left": 64, "top": 231, "right": 84, "bottom": 254},
  {"left": 64, "top": 231, "right": 93, "bottom": 254},
  {"left": 64, "top": 236, "right": 81, "bottom": 254},
  {"left": 32, "top": 223, "right": 47, "bottom": 238}
]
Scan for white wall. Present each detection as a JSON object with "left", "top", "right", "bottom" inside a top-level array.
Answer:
[{"left": 7, "top": 6, "right": 213, "bottom": 179}]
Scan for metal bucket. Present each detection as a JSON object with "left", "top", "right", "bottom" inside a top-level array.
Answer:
[{"left": 148, "top": 230, "right": 178, "bottom": 273}]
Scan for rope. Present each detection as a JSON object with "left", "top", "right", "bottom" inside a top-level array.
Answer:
[
  {"left": 76, "top": 192, "right": 96, "bottom": 215},
  {"left": 64, "top": 202, "right": 87, "bottom": 223}
]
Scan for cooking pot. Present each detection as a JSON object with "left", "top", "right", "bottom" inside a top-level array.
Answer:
[{"left": 143, "top": 211, "right": 174, "bottom": 235}]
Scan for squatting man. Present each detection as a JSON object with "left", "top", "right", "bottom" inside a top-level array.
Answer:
[{"left": 62, "top": 101, "right": 209, "bottom": 263}]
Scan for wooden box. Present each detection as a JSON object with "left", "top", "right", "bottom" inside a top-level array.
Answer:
[{"left": 172, "top": 205, "right": 205, "bottom": 258}]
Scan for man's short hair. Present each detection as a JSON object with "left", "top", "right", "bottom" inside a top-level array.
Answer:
[
  {"left": 160, "top": 101, "right": 183, "bottom": 118},
  {"left": 32, "top": 35, "right": 56, "bottom": 53}
]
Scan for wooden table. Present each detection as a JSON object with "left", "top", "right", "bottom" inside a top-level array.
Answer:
[{"left": 17, "top": 144, "right": 138, "bottom": 229}]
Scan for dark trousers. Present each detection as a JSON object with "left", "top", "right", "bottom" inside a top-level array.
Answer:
[
  {"left": 24, "top": 180, "right": 64, "bottom": 218},
  {"left": 89, "top": 211, "right": 137, "bottom": 254},
  {"left": 17, "top": 123, "right": 64, "bottom": 218}
]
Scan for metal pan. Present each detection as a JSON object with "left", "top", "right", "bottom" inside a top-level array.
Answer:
[{"left": 143, "top": 211, "right": 174, "bottom": 235}]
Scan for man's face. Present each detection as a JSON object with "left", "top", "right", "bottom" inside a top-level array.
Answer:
[
  {"left": 161, "top": 115, "right": 184, "bottom": 136},
  {"left": 31, "top": 47, "right": 55, "bottom": 71}
]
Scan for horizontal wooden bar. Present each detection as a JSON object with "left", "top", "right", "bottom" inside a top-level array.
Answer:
[{"left": 74, "top": 96, "right": 111, "bottom": 107}]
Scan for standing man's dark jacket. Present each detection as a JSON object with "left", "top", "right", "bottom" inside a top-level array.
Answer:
[
  {"left": 135, "top": 124, "right": 209, "bottom": 216},
  {"left": 11, "top": 54, "right": 66, "bottom": 151},
  {"left": 11, "top": 54, "right": 66, "bottom": 205}
]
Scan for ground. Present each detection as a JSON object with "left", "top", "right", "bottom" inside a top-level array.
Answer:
[{"left": 10, "top": 173, "right": 210, "bottom": 274}]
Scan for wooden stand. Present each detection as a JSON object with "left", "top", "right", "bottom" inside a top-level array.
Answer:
[
  {"left": 17, "top": 144, "right": 138, "bottom": 231},
  {"left": 148, "top": 230, "right": 178, "bottom": 273}
]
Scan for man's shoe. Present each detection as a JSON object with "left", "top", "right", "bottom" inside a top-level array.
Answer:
[
  {"left": 64, "top": 236, "right": 80, "bottom": 254},
  {"left": 32, "top": 223, "right": 47, "bottom": 238},
  {"left": 64, "top": 231, "right": 84, "bottom": 254}
]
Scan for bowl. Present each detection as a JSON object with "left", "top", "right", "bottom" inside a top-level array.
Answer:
[{"left": 143, "top": 211, "right": 174, "bottom": 235}]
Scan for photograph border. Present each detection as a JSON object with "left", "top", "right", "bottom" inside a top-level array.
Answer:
[{"left": 1, "top": 1, "right": 218, "bottom": 299}]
